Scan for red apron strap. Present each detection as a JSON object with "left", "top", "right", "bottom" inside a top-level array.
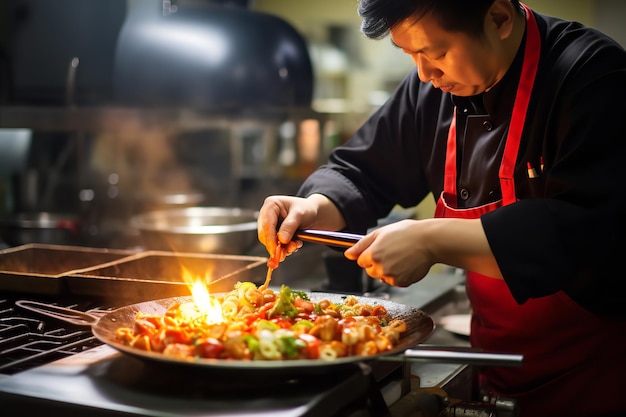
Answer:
[{"left": 498, "top": 4, "right": 541, "bottom": 204}]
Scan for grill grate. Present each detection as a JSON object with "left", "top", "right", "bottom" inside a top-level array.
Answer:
[{"left": 0, "top": 298, "right": 103, "bottom": 375}]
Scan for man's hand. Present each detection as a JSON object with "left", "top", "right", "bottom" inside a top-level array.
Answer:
[{"left": 345, "top": 218, "right": 502, "bottom": 286}]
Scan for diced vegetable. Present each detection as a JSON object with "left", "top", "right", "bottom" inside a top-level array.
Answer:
[{"left": 267, "top": 284, "right": 298, "bottom": 319}]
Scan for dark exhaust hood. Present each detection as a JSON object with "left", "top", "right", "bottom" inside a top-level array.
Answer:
[
  {"left": 1, "top": 0, "right": 126, "bottom": 106},
  {"left": 1, "top": 1, "right": 314, "bottom": 112},
  {"left": 114, "top": 2, "right": 314, "bottom": 110}
]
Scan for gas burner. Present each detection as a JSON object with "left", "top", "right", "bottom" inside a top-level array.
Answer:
[{"left": 0, "top": 298, "right": 103, "bottom": 375}]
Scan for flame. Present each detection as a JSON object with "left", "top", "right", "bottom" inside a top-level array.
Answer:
[{"left": 181, "top": 266, "right": 224, "bottom": 324}]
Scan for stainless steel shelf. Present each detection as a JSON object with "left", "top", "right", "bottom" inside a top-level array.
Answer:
[{"left": 0, "top": 106, "right": 322, "bottom": 132}]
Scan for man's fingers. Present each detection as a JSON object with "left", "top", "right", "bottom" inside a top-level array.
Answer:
[{"left": 344, "top": 232, "right": 374, "bottom": 260}]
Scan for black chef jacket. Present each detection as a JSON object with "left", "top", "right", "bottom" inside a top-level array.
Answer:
[{"left": 298, "top": 10, "right": 626, "bottom": 319}]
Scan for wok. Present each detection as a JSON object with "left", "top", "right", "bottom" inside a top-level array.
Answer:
[{"left": 16, "top": 292, "right": 522, "bottom": 375}]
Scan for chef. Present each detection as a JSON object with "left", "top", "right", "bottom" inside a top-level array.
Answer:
[{"left": 257, "top": 1, "right": 626, "bottom": 415}]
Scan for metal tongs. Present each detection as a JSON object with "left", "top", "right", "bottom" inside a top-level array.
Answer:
[{"left": 295, "top": 229, "right": 364, "bottom": 248}]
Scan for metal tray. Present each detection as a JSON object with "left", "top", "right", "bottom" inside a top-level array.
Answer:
[
  {"left": 65, "top": 251, "right": 267, "bottom": 302},
  {"left": 0, "top": 243, "right": 140, "bottom": 295},
  {"left": 0, "top": 244, "right": 267, "bottom": 300}
]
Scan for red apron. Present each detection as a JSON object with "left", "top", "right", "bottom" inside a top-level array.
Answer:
[{"left": 434, "top": 5, "right": 626, "bottom": 416}]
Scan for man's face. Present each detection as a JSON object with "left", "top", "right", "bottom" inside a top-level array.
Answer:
[{"left": 390, "top": 11, "right": 508, "bottom": 97}]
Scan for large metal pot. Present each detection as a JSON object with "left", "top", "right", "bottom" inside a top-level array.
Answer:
[{"left": 130, "top": 206, "right": 259, "bottom": 255}]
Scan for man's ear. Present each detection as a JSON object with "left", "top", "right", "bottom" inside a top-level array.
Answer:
[{"left": 486, "top": 0, "right": 516, "bottom": 40}]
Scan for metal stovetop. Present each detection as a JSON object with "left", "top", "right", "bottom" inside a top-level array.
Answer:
[
  {"left": 0, "top": 342, "right": 402, "bottom": 417},
  {"left": 0, "top": 289, "right": 415, "bottom": 417},
  {"left": 0, "top": 243, "right": 471, "bottom": 417}
]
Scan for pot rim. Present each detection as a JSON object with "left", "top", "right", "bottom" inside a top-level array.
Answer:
[{"left": 130, "top": 206, "right": 258, "bottom": 235}]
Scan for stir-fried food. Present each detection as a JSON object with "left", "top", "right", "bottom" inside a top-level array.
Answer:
[{"left": 114, "top": 283, "right": 407, "bottom": 361}]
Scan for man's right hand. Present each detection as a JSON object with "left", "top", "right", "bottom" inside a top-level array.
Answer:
[{"left": 256, "top": 193, "right": 346, "bottom": 262}]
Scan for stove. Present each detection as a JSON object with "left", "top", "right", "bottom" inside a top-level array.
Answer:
[
  {"left": 0, "top": 295, "right": 412, "bottom": 417},
  {"left": 0, "top": 244, "right": 513, "bottom": 416},
  {"left": 0, "top": 297, "right": 103, "bottom": 375}
]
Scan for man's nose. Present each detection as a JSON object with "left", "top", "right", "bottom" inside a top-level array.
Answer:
[{"left": 414, "top": 55, "right": 439, "bottom": 82}]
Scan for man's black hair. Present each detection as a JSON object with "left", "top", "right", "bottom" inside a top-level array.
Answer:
[{"left": 358, "top": 0, "right": 521, "bottom": 39}]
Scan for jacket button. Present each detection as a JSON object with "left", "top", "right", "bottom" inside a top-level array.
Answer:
[
  {"left": 460, "top": 188, "right": 470, "bottom": 200},
  {"left": 483, "top": 121, "right": 493, "bottom": 131}
]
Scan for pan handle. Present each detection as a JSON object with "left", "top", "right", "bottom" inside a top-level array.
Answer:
[
  {"left": 295, "top": 229, "right": 364, "bottom": 248},
  {"left": 16, "top": 300, "right": 106, "bottom": 327},
  {"left": 380, "top": 346, "right": 524, "bottom": 367}
]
